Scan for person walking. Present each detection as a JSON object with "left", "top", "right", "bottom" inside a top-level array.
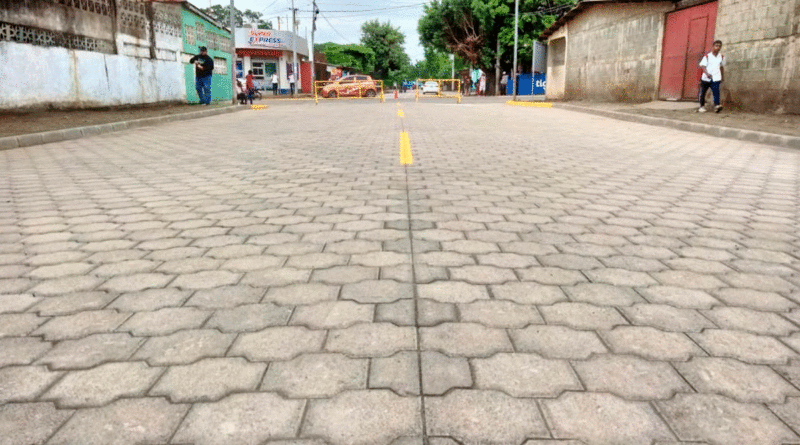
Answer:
[
  {"left": 189, "top": 46, "right": 213, "bottom": 105},
  {"left": 288, "top": 72, "right": 296, "bottom": 96},
  {"left": 245, "top": 70, "right": 255, "bottom": 104},
  {"left": 271, "top": 72, "right": 279, "bottom": 96},
  {"left": 698, "top": 40, "right": 725, "bottom": 113},
  {"left": 500, "top": 72, "right": 509, "bottom": 96},
  {"left": 478, "top": 73, "right": 486, "bottom": 96}
]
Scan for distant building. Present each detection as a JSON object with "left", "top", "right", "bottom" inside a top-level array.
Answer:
[
  {"left": 234, "top": 27, "right": 308, "bottom": 93},
  {"left": 0, "top": 0, "right": 232, "bottom": 110},
  {"left": 541, "top": 0, "right": 799, "bottom": 113}
]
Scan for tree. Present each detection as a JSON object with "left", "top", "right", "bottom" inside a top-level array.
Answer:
[
  {"left": 316, "top": 42, "right": 376, "bottom": 74},
  {"left": 360, "top": 20, "right": 411, "bottom": 80},
  {"left": 201, "top": 5, "right": 273, "bottom": 29},
  {"left": 419, "top": 0, "right": 573, "bottom": 94}
]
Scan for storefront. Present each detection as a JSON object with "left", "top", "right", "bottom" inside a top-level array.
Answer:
[{"left": 234, "top": 27, "right": 308, "bottom": 94}]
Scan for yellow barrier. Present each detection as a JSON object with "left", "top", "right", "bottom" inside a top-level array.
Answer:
[
  {"left": 415, "top": 79, "right": 461, "bottom": 103},
  {"left": 314, "top": 79, "right": 385, "bottom": 104}
]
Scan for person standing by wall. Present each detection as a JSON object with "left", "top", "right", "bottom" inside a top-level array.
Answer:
[
  {"left": 271, "top": 72, "right": 279, "bottom": 96},
  {"left": 500, "top": 72, "right": 508, "bottom": 96},
  {"left": 288, "top": 72, "right": 296, "bottom": 96},
  {"left": 245, "top": 70, "right": 255, "bottom": 105},
  {"left": 189, "top": 46, "right": 213, "bottom": 105},
  {"left": 698, "top": 40, "right": 725, "bottom": 113}
]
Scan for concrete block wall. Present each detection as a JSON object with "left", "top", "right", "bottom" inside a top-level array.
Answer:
[
  {"left": 564, "top": 2, "right": 675, "bottom": 102},
  {"left": 716, "top": 0, "right": 799, "bottom": 113}
]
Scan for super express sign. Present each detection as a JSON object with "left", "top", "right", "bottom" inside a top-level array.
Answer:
[{"left": 248, "top": 30, "right": 283, "bottom": 48}]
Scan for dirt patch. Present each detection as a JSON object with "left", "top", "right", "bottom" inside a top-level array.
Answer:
[
  {"left": 0, "top": 103, "right": 233, "bottom": 138},
  {"left": 621, "top": 107, "right": 800, "bottom": 138}
]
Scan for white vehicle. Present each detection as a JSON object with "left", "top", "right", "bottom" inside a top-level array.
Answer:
[{"left": 421, "top": 81, "right": 440, "bottom": 95}]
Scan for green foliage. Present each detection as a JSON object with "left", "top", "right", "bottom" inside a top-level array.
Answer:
[
  {"left": 359, "top": 20, "right": 412, "bottom": 80},
  {"left": 315, "top": 42, "right": 376, "bottom": 74},
  {"left": 201, "top": 5, "right": 273, "bottom": 29}
]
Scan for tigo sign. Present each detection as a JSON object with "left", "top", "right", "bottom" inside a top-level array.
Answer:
[{"left": 248, "top": 30, "right": 283, "bottom": 48}]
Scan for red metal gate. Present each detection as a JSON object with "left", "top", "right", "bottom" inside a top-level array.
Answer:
[{"left": 659, "top": 2, "right": 718, "bottom": 100}]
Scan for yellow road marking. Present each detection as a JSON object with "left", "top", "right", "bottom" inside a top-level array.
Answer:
[
  {"left": 399, "top": 131, "right": 413, "bottom": 165},
  {"left": 397, "top": 109, "right": 405, "bottom": 118},
  {"left": 250, "top": 105, "right": 269, "bottom": 110},
  {"left": 506, "top": 101, "right": 553, "bottom": 108}
]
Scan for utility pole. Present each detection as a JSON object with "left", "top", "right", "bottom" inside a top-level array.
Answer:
[
  {"left": 292, "top": 0, "right": 298, "bottom": 95},
  {"left": 311, "top": 1, "right": 318, "bottom": 89},
  {"left": 451, "top": 53, "right": 454, "bottom": 79},
  {"left": 230, "top": 0, "right": 236, "bottom": 104},
  {"left": 512, "top": 0, "right": 519, "bottom": 101}
]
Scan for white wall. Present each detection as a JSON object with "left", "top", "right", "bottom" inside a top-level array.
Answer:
[{"left": 0, "top": 41, "right": 186, "bottom": 110}]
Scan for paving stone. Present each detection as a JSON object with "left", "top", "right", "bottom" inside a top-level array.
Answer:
[
  {"left": 473, "top": 352, "right": 581, "bottom": 397},
  {"left": 711, "top": 288, "right": 797, "bottom": 311},
  {"left": 638, "top": 286, "right": 721, "bottom": 309},
  {"left": 241, "top": 267, "right": 312, "bottom": 287},
  {"left": 584, "top": 268, "right": 659, "bottom": 287},
  {"left": 500, "top": 241, "right": 559, "bottom": 255},
  {"left": 0, "top": 365, "right": 64, "bottom": 403},
  {"left": 769, "top": 397, "right": 800, "bottom": 434},
  {"left": 36, "top": 332, "right": 143, "bottom": 370},
  {"left": 171, "top": 270, "right": 241, "bottom": 289},
  {"left": 490, "top": 282, "right": 567, "bottom": 304},
  {"left": 325, "top": 239, "right": 382, "bottom": 254},
  {"left": 206, "top": 303, "right": 293, "bottom": 332},
  {"left": 29, "top": 275, "right": 104, "bottom": 296},
  {"left": 376, "top": 299, "right": 415, "bottom": 325},
  {"left": 417, "top": 281, "right": 489, "bottom": 303},
  {"left": 702, "top": 306, "right": 798, "bottom": 336},
  {"left": 458, "top": 300, "right": 542, "bottom": 328},
  {"left": 0, "top": 293, "right": 41, "bottom": 314},
  {"left": 350, "top": 251, "right": 409, "bottom": 268},
  {"left": 449, "top": 265, "right": 518, "bottom": 285},
  {"left": 265, "top": 283, "right": 340, "bottom": 305},
  {"left": 118, "top": 307, "right": 211, "bottom": 336},
  {"left": 173, "top": 393, "right": 305, "bottom": 445},
  {"left": 100, "top": 273, "right": 173, "bottom": 293},
  {"left": 417, "top": 251, "right": 476, "bottom": 267},
  {"left": 230, "top": 326, "right": 326, "bottom": 361},
  {"left": 563, "top": 283, "right": 644, "bottom": 307},
  {"left": 543, "top": 392, "right": 673, "bottom": 445},
  {"left": 108, "top": 287, "right": 191, "bottom": 311},
  {"left": 0, "top": 312, "right": 46, "bottom": 337},
  {"left": 32, "top": 309, "right": 129, "bottom": 340},
  {"left": 326, "top": 323, "right": 416, "bottom": 357},
  {"left": 622, "top": 304, "right": 716, "bottom": 332},
  {"left": 302, "top": 390, "right": 421, "bottom": 445},
  {"left": 286, "top": 253, "right": 350, "bottom": 269},
  {"left": 651, "top": 270, "right": 727, "bottom": 289},
  {"left": 291, "top": 301, "right": 374, "bottom": 329},
  {"left": 441, "top": 240, "right": 500, "bottom": 255},
  {"left": 418, "top": 351, "right": 471, "bottom": 395},
  {"left": 0, "top": 402, "right": 73, "bottom": 445},
  {"left": 27, "top": 262, "right": 95, "bottom": 280},
  {"left": 418, "top": 299, "right": 458, "bottom": 326},
  {"left": 420, "top": 322, "right": 512, "bottom": 357},
  {"left": 573, "top": 354, "right": 691, "bottom": 400},
  {"left": 185, "top": 285, "right": 264, "bottom": 308},
  {"left": 657, "top": 394, "right": 799, "bottom": 445},
  {"left": 311, "top": 266, "right": 379, "bottom": 284},
  {"left": 690, "top": 329, "right": 798, "bottom": 364},
  {"left": 675, "top": 356, "right": 800, "bottom": 403},
  {"left": 133, "top": 329, "right": 235, "bottom": 365},
  {"left": 369, "top": 351, "right": 419, "bottom": 396},
  {"left": 603, "top": 326, "right": 705, "bottom": 361},
  {"left": 155, "top": 257, "right": 221, "bottom": 275},
  {"left": 150, "top": 357, "right": 265, "bottom": 402},
  {"left": 720, "top": 272, "right": 795, "bottom": 293},
  {"left": 30, "top": 291, "right": 115, "bottom": 316},
  {"left": 518, "top": 266, "right": 588, "bottom": 285},
  {"left": 426, "top": 390, "right": 548, "bottom": 445},
  {"left": 539, "top": 302, "right": 628, "bottom": 330},
  {"left": 41, "top": 361, "right": 161, "bottom": 408},
  {"left": 91, "top": 259, "right": 159, "bottom": 277},
  {"left": 261, "top": 353, "right": 367, "bottom": 397},
  {"left": 510, "top": 325, "right": 608, "bottom": 359},
  {"left": 600, "top": 255, "right": 667, "bottom": 272},
  {"left": 145, "top": 246, "right": 204, "bottom": 261},
  {"left": 538, "top": 253, "right": 603, "bottom": 270}
]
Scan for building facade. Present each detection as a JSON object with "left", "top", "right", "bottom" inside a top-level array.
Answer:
[
  {"left": 180, "top": 3, "right": 233, "bottom": 103},
  {"left": 234, "top": 27, "right": 308, "bottom": 93},
  {"left": 542, "top": 0, "right": 800, "bottom": 113}
]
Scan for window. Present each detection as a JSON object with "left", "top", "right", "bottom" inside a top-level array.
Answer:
[
  {"left": 251, "top": 62, "right": 265, "bottom": 78},
  {"left": 356, "top": 76, "right": 369, "bottom": 81}
]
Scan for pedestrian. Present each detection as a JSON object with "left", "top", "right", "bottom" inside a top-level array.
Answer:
[
  {"left": 500, "top": 71, "right": 508, "bottom": 96},
  {"left": 478, "top": 73, "right": 486, "bottom": 96},
  {"left": 245, "top": 70, "right": 255, "bottom": 104},
  {"left": 698, "top": 40, "right": 725, "bottom": 113},
  {"left": 271, "top": 72, "right": 279, "bottom": 96},
  {"left": 236, "top": 79, "right": 247, "bottom": 104},
  {"left": 189, "top": 46, "right": 213, "bottom": 105},
  {"left": 288, "top": 72, "right": 296, "bottom": 96}
]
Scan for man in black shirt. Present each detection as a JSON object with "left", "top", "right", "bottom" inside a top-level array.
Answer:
[{"left": 189, "top": 46, "right": 214, "bottom": 105}]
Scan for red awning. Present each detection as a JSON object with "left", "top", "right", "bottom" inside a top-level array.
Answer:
[{"left": 236, "top": 48, "right": 283, "bottom": 58}]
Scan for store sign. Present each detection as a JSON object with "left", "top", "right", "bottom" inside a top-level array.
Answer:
[{"left": 248, "top": 30, "right": 283, "bottom": 48}]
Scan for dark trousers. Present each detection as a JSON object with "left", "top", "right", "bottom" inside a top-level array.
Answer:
[
  {"left": 272, "top": 83, "right": 278, "bottom": 95},
  {"left": 290, "top": 83, "right": 295, "bottom": 95},
  {"left": 195, "top": 75, "right": 212, "bottom": 104},
  {"left": 246, "top": 88, "right": 254, "bottom": 104},
  {"left": 699, "top": 80, "right": 721, "bottom": 107}
]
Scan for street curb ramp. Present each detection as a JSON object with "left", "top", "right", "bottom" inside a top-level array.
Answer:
[
  {"left": 551, "top": 103, "right": 800, "bottom": 150},
  {"left": 0, "top": 105, "right": 246, "bottom": 150}
]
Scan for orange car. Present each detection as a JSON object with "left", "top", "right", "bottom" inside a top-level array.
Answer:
[{"left": 321, "top": 75, "right": 379, "bottom": 98}]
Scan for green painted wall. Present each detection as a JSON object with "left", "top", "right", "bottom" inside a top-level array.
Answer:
[{"left": 181, "top": 7, "right": 232, "bottom": 103}]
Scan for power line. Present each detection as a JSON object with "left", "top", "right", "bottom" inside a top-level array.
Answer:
[
  {"left": 299, "top": 3, "right": 425, "bottom": 13},
  {"left": 320, "top": 11, "right": 355, "bottom": 44}
]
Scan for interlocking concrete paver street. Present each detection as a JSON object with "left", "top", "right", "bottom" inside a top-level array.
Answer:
[{"left": 2, "top": 98, "right": 800, "bottom": 444}]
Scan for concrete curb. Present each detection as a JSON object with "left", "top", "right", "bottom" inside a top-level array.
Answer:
[
  {"left": 551, "top": 103, "right": 800, "bottom": 150},
  {"left": 0, "top": 105, "right": 246, "bottom": 150}
]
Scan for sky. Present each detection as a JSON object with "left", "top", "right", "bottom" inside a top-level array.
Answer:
[{"left": 208, "top": 0, "right": 429, "bottom": 62}]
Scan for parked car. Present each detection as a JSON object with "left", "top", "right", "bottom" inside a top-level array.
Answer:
[
  {"left": 421, "top": 81, "right": 440, "bottom": 95},
  {"left": 321, "top": 75, "right": 379, "bottom": 98}
]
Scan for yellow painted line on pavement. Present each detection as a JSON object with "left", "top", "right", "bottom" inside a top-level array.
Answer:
[
  {"left": 250, "top": 105, "right": 269, "bottom": 110},
  {"left": 506, "top": 100, "right": 553, "bottom": 108},
  {"left": 397, "top": 109, "right": 405, "bottom": 118},
  {"left": 399, "top": 131, "right": 413, "bottom": 165}
]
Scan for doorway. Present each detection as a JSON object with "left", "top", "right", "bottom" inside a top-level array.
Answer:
[{"left": 659, "top": 2, "right": 718, "bottom": 100}]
